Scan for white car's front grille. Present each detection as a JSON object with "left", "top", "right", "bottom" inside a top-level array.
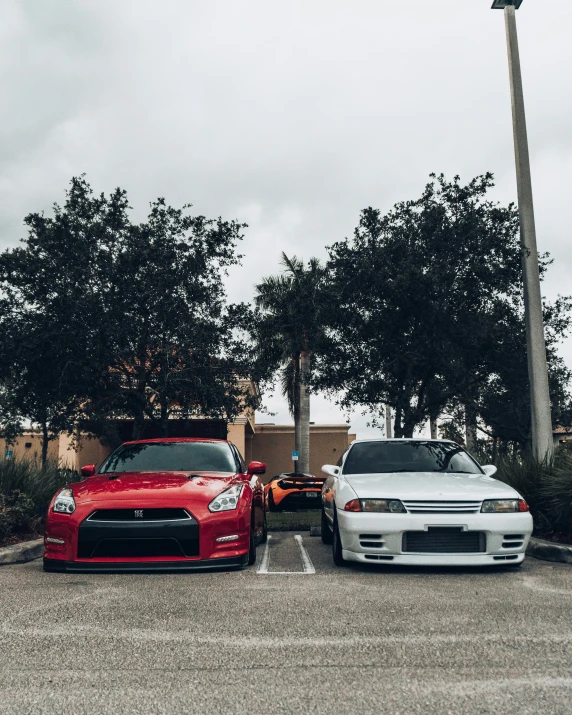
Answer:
[{"left": 402, "top": 500, "right": 482, "bottom": 514}]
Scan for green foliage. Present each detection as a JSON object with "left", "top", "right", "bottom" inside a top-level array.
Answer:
[
  {"left": 0, "top": 459, "right": 78, "bottom": 545},
  {"left": 491, "top": 450, "right": 572, "bottom": 540},
  {"left": 0, "top": 177, "right": 258, "bottom": 449},
  {"left": 317, "top": 173, "right": 571, "bottom": 444},
  {"left": 254, "top": 253, "right": 328, "bottom": 410}
]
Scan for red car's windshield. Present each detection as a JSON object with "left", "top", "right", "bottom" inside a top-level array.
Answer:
[{"left": 99, "top": 442, "right": 237, "bottom": 474}]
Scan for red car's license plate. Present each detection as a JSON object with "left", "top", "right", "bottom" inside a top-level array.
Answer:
[{"left": 306, "top": 492, "right": 318, "bottom": 498}]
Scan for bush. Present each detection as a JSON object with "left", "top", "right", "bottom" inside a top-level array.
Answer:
[
  {"left": 491, "top": 450, "right": 572, "bottom": 542},
  {"left": 0, "top": 458, "right": 79, "bottom": 546}
]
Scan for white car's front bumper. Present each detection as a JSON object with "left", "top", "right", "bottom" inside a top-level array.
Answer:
[{"left": 337, "top": 510, "right": 533, "bottom": 567}]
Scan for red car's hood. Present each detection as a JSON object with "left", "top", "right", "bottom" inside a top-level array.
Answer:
[{"left": 71, "top": 471, "right": 240, "bottom": 503}]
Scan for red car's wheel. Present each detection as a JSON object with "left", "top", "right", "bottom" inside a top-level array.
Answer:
[{"left": 248, "top": 518, "right": 257, "bottom": 565}]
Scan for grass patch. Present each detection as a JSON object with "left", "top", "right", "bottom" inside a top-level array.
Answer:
[{"left": 267, "top": 510, "right": 321, "bottom": 531}]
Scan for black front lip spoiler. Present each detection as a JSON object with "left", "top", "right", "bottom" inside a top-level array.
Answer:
[{"left": 43, "top": 555, "right": 248, "bottom": 573}]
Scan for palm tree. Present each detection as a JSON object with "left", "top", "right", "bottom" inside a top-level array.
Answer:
[{"left": 254, "top": 253, "right": 327, "bottom": 474}]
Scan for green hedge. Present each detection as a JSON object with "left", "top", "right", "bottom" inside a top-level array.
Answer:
[{"left": 0, "top": 459, "right": 78, "bottom": 546}]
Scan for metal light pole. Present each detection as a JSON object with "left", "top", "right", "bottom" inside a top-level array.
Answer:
[{"left": 492, "top": 0, "right": 554, "bottom": 460}]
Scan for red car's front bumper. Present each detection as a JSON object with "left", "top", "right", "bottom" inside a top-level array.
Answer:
[{"left": 43, "top": 498, "right": 252, "bottom": 572}]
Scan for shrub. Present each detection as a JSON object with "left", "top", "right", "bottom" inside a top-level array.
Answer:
[
  {"left": 491, "top": 450, "right": 572, "bottom": 542},
  {"left": 0, "top": 458, "right": 79, "bottom": 546}
]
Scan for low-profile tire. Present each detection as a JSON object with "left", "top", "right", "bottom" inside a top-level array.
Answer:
[
  {"left": 268, "top": 490, "right": 279, "bottom": 512},
  {"left": 321, "top": 509, "right": 333, "bottom": 544},
  {"left": 248, "top": 521, "right": 257, "bottom": 566},
  {"left": 332, "top": 514, "right": 346, "bottom": 566},
  {"left": 260, "top": 511, "right": 268, "bottom": 544}
]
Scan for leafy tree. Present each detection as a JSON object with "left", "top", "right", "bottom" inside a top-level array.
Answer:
[
  {"left": 0, "top": 177, "right": 258, "bottom": 451},
  {"left": 316, "top": 173, "right": 570, "bottom": 443},
  {"left": 254, "top": 253, "right": 327, "bottom": 473}
]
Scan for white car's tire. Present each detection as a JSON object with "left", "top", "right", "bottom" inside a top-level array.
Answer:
[
  {"left": 321, "top": 509, "right": 333, "bottom": 544},
  {"left": 332, "top": 514, "right": 346, "bottom": 566}
]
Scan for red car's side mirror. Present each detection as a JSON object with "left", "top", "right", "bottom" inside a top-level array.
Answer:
[
  {"left": 81, "top": 464, "right": 96, "bottom": 477},
  {"left": 247, "top": 461, "right": 266, "bottom": 475}
]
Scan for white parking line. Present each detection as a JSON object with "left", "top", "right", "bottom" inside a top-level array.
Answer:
[
  {"left": 256, "top": 535, "right": 272, "bottom": 574},
  {"left": 256, "top": 534, "right": 316, "bottom": 575},
  {"left": 295, "top": 534, "right": 316, "bottom": 574}
]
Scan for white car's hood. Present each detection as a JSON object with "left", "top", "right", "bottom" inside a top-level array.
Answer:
[{"left": 344, "top": 472, "right": 519, "bottom": 500}]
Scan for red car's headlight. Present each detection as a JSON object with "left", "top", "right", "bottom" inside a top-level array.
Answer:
[
  {"left": 209, "top": 485, "right": 244, "bottom": 512},
  {"left": 53, "top": 488, "right": 76, "bottom": 514}
]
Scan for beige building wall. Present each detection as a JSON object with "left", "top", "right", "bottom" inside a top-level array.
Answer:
[
  {"left": 0, "top": 433, "right": 59, "bottom": 463},
  {"left": 75, "top": 436, "right": 114, "bottom": 471},
  {"left": 1, "top": 416, "right": 356, "bottom": 482},
  {"left": 252, "top": 424, "right": 356, "bottom": 484}
]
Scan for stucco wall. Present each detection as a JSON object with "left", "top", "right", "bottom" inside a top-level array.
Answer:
[
  {"left": 251, "top": 425, "right": 355, "bottom": 483},
  {"left": 0, "top": 433, "right": 59, "bottom": 463}
]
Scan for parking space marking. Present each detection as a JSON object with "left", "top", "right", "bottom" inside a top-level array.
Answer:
[
  {"left": 294, "top": 534, "right": 316, "bottom": 574},
  {"left": 256, "top": 534, "right": 272, "bottom": 574},
  {"left": 256, "top": 534, "right": 316, "bottom": 575}
]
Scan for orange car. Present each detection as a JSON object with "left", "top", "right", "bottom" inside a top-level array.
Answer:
[{"left": 265, "top": 472, "right": 326, "bottom": 511}]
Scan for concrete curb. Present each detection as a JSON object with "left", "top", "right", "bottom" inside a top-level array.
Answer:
[
  {"left": 0, "top": 538, "right": 44, "bottom": 565},
  {"left": 527, "top": 536, "right": 572, "bottom": 565}
]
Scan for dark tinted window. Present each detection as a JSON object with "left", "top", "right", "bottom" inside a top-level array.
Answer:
[
  {"left": 99, "top": 441, "right": 237, "bottom": 474},
  {"left": 343, "top": 441, "right": 482, "bottom": 475}
]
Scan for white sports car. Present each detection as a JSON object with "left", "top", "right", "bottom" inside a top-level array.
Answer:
[{"left": 321, "top": 439, "right": 533, "bottom": 567}]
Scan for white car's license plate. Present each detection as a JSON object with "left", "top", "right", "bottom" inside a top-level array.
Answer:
[{"left": 306, "top": 492, "right": 318, "bottom": 498}]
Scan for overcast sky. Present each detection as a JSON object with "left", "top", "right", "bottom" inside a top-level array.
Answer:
[{"left": 1, "top": 0, "right": 571, "bottom": 438}]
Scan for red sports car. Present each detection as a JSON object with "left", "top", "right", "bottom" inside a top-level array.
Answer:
[{"left": 43, "top": 438, "right": 267, "bottom": 572}]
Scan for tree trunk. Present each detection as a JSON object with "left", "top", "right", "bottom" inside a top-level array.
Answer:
[
  {"left": 394, "top": 403, "right": 403, "bottom": 438},
  {"left": 159, "top": 402, "right": 169, "bottom": 438},
  {"left": 131, "top": 409, "right": 146, "bottom": 441},
  {"left": 41, "top": 420, "right": 49, "bottom": 467},
  {"left": 298, "top": 350, "right": 311, "bottom": 474},
  {"left": 385, "top": 405, "right": 392, "bottom": 438},
  {"left": 293, "top": 355, "right": 301, "bottom": 465},
  {"left": 430, "top": 416, "right": 438, "bottom": 439},
  {"left": 402, "top": 417, "right": 415, "bottom": 439},
  {"left": 465, "top": 404, "right": 478, "bottom": 454}
]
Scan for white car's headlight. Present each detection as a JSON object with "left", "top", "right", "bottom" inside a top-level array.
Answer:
[
  {"left": 209, "top": 485, "right": 243, "bottom": 513},
  {"left": 343, "top": 498, "right": 406, "bottom": 513},
  {"left": 481, "top": 499, "right": 529, "bottom": 513},
  {"left": 362, "top": 499, "right": 406, "bottom": 513},
  {"left": 53, "top": 488, "right": 76, "bottom": 514}
]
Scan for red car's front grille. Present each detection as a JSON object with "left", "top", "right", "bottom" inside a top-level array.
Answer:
[
  {"left": 87, "top": 508, "right": 191, "bottom": 521},
  {"left": 78, "top": 511, "right": 200, "bottom": 558}
]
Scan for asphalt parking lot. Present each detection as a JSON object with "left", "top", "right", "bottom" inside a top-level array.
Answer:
[{"left": 1, "top": 532, "right": 571, "bottom": 715}]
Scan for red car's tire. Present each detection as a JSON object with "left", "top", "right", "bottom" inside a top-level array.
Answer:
[{"left": 248, "top": 519, "right": 257, "bottom": 566}]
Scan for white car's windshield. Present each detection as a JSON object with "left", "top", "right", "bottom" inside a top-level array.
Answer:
[
  {"left": 343, "top": 441, "right": 482, "bottom": 475},
  {"left": 99, "top": 441, "right": 237, "bottom": 474}
]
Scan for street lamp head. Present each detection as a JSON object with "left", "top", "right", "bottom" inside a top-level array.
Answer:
[{"left": 491, "top": 1, "right": 524, "bottom": 8}]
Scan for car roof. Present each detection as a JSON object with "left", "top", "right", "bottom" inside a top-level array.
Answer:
[
  {"left": 122, "top": 438, "right": 229, "bottom": 446},
  {"left": 350, "top": 438, "right": 456, "bottom": 444}
]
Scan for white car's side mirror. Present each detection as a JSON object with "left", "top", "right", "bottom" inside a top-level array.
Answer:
[
  {"left": 322, "top": 464, "right": 340, "bottom": 478},
  {"left": 482, "top": 465, "right": 498, "bottom": 477}
]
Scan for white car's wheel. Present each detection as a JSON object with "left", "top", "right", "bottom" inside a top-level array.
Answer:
[
  {"left": 332, "top": 513, "right": 346, "bottom": 566},
  {"left": 321, "top": 509, "right": 333, "bottom": 544}
]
